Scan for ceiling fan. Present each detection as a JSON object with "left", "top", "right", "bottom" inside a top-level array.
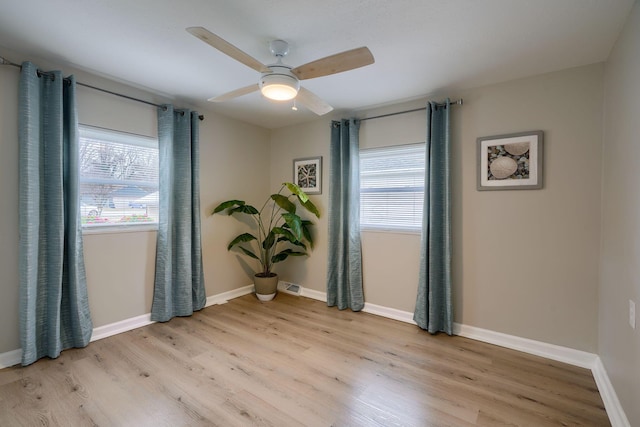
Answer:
[{"left": 186, "top": 27, "right": 375, "bottom": 115}]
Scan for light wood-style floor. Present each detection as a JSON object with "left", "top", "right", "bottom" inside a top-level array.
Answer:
[{"left": 0, "top": 293, "right": 609, "bottom": 426}]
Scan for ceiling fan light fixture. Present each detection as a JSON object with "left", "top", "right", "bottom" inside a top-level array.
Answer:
[{"left": 260, "top": 70, "right": 300, "bottom": 101}]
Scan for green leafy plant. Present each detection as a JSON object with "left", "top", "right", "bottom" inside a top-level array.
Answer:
[{"left": 212, "top": 182, "right": 320, "bottom": 277}]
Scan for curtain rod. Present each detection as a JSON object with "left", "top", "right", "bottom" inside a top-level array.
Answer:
[
  {"left": 1, "top": 57, "right": 204, "bottom": 121},
  {"left": 360, "top": 99, "right": 463, "bottom": 122}
]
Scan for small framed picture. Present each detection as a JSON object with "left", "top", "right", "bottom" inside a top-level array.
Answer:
[
  {"left": 293, "top": 157, "right": 322, "bottom": 194},
  {"left": 477, "top": 131, "right": 543, "bottom": 191}
]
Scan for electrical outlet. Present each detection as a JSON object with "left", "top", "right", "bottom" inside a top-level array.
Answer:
[{"left": 630, "top": 300, "right": 636, "bottom": 330}]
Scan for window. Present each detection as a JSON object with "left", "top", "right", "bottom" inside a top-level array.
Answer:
[
  {"left": 79, "top": 125, "right": 159, "bottom": 230},
  {"left": 360, "top": 143, "right": 425, "bottom": 232}
]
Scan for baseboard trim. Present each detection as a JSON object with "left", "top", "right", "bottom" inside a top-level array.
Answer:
[
  {"left": 91, "top": 313, "right": 153, "bottom": 342},
  {"left": 300, "top": 287, "right": 327, "bottom": 302},
  {"left": 592, "top": 357, "right": 631, "bottom": 427},
  {"left": 206, "top": 284, "right": 254, "bottom": 306},
  {"left": 453, "top": 323, "right": 598, "bottom": 369},
  {"left": 0, "top": 349, "right": 21, "bottom": 369},
  {"left": 300, "top": 289, "right": 418, "bottom": 326},
  {"left": 363, "top": 302, "right": 417, "bottom": 324}
]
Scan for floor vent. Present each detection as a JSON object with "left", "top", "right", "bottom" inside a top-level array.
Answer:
[{"left": 278, "top": 281, "right": 302, "bottom": 296}]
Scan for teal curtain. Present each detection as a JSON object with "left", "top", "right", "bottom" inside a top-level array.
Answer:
[
  {"left": 18, "top": 62, "right": 93, "bottom": 366},
  {"left": 327, "top": 119, "right": 364, "bottom": 311},
  {"left": 151, "top": 106, "right": 206, "bottom": 322},
  {"left": 414, "top": 100, "right": 453, "bottom": 334}
]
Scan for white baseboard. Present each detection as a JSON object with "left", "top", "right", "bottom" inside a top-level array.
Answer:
[
  {"left": 363, "top": 302, "right": 417, "bottom": 324},
  {"left": 91, "top": 313, "right": 153, "bottom": 342},
  {"left": 0, "top": 349, "right": 21, "bottom": 369},
  {"left": 592, "top": 357, "right": 631, "bottom": 427},
  {"left": 300, "top": 287, "right": 327, "bottom": 302},
  {"left": 206, "top": 284, "right": 254, "bottom": 306},
  {"left": 453, "top": 323, "right": 598, "bottom": 369},
  {"left": 299, "top": 289, "right": 418, "bottom": 325}
]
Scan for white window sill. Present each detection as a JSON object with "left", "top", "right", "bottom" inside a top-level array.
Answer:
[
  {"left": 82, "top": 224, "right": 158, "bottom": 235},
  {"left": 360, "top": 227, "right": 421, "bottom": 236}
]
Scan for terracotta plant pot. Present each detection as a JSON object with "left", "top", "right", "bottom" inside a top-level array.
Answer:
[{"left": 254, "top": 273, "right": 278, "bottom": 301}]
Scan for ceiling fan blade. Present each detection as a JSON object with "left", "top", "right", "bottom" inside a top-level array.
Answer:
[
  {"left": 187, "top": 27, "right": 271, "bottom": 73},
  {"left": 296, "top": 87, "right": 334, "bottom": 116},
  {"left": 291, "top": 47, "right": 374, "bottom": 80},
  {"left": 208, "top": 84, "right": 260, "bottom": 102}
]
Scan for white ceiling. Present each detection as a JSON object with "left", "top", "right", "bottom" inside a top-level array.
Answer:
[{"left": 0, "top": 0, "right": 634, "bottom": 129}]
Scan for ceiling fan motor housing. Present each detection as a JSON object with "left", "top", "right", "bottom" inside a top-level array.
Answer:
[{"left": 259, "top": 64, "right": 300, "bottom": 101}]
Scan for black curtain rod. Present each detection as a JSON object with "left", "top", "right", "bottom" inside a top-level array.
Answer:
[
  {"left": 1, "top": 57, "right": 204, "bottom": 121},
  {"left": 360, "top": 99, "right": 463, "bottom": 122}
]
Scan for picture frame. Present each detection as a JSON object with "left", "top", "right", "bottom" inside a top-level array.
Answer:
[
  {"left": 293, "top": 156, "right": 322, "bottom": 194},
  {"left": 477, "top": 131, "right": 543, "bottom": 191}
]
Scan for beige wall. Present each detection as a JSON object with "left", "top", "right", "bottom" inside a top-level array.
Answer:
[
  {"left": 271, "top": 63, "right": 604, "bottom": 352},
  {"left": 0, "top": 48, "right": 270, "bottom": 353},
  {"left": 456, "top": 65, "right": 603, "bottom": 352},
  {"left": 0, "top": 63, "right": 20, "bottom": 355},
  {"left": 268, "top": 120, "right": 331, "bottom": 291},
  {"left": 600, "top": 1, "right": 640, "bottom": 424}
]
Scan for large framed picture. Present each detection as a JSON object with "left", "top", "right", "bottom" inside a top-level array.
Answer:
[
  {"left": 293, "top": 156, "right": 322, "bottom": 194},
  {"left": 477, "top": 131, "right": 543, "bottom": 191}
]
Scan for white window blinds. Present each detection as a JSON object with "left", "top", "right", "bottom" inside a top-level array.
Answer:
[
  {"left": 78, "top": 125, "right": 159, "bottom": 229},
  {"left": 360, "top": 143, "right": 426, "bottom": 232}
]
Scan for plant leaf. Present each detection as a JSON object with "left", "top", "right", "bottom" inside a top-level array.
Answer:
[
  {"left": 282, "top": 213, "right": 303, "bottom": 241},
  {"left": 262, "top": 230, "right": 276, "bottom": 250},
  {"left": 284, "top": 182, "right": 309, "bottom": 203},
  {"left": 229, "top": 204, "right": 259, "bottom": 215},
  {"left": 301, "top": 222, "right": 314, "bottom": 249},
  {"left": 227, "top": 233, "right": 257, "bottom": 250},
  {"left": 272, "top": 226, "right": 295, "bottom": 240},
  {"left": 272, "top": 249, "right": 308, "bottom": 263},
  {"left": 238, "top": 246, "right": 260, "bottom": 260},
  {"left": 301, "top": 198, "right": 320, "bottom": 218},
  {"left": 277, "top": 237, "right": 307, "bottom": 250},
  {"left": 271, "top": 194, "right": 296, "bottom": 213},
  {"left": 213, "top": 200, "right": 244, "bottom": 214},
  {"left": 280, "top": 221, "right": 313, "bottom": 248}
]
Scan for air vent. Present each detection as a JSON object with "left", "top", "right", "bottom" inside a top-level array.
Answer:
[{"left": 278, "top": 281, "right": 302, "bottom": 296}]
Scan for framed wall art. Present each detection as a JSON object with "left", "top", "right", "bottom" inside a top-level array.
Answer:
[
  {"left": 293, "top": 156, "right": 322, "bottom": 194},
  {"left": 477, "top": 131, "right": 543, "bottom": 191}
]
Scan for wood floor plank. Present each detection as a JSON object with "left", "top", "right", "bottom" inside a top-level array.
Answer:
[{"left": 0, "top": 293, "right": 610, "bottom": 426}]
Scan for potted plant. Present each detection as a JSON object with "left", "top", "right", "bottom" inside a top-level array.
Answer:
[{"left": 212, "top": 182, "right": 320, "bottom": 301}]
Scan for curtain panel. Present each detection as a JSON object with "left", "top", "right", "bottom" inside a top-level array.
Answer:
[
  {"left": 326, "top": 119, "right": 364, "bottom": 311},
  {"left": 151, "top": 106, "right": 206, "bottom": 322},
  {"left": 414, "top": 100, "right": 453, "bottom": 334},
  {"left": 18, "top": 61, "right": 93, "bottom": 366}
]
